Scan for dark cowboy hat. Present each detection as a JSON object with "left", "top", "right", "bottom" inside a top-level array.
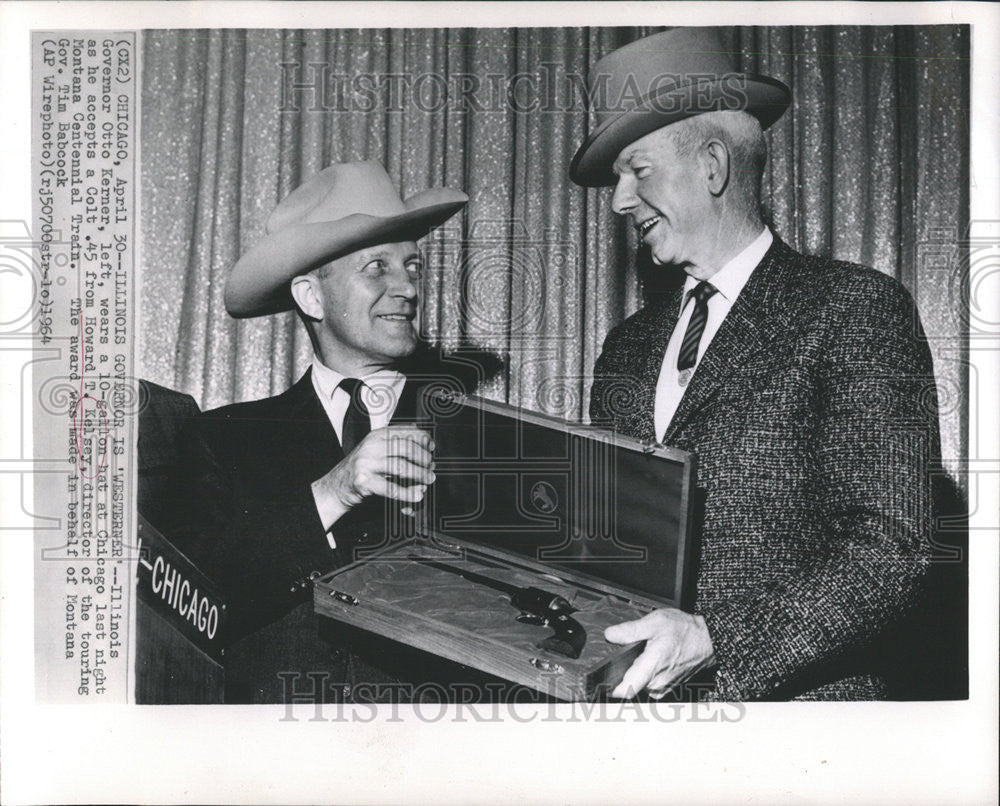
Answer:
[
  {"left": 226, "top": 161, "right": 467, "bottom": 318},
  {"left": 570, "top": 28, "right": 791, "bottom": 187}
]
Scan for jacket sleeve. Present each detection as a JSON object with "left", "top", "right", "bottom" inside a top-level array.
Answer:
[
  {"left": 169, "top": 415, "right": 343, "bottom": 633},
  {"left": 589, "top": 326, "right": 629, "bottom": 426},
  {"left": 701, "top": 274, "right": 940, "bottom": 699}
]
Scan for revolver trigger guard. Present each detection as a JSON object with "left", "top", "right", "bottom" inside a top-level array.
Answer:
[
  {"left": 516, "top": 612, "right": 546, "bottom": 626},
  {"left": 538, "top": 635, "right": 582, "bottom": 660}
]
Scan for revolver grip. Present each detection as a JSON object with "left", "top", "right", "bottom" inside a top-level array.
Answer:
[
  {"left": 511, "top": 587, "right": 587, "bottom": 659},
  {"left": 538, "top": 613, "right": 586, "bottom": 660}
]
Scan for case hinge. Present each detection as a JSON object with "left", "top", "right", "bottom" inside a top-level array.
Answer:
[
  {"left": 329, "top": 590, "right": 359, "bottom": 606},
  {"left": 529, "top": 657, "right": 564, "bottom": 674}
]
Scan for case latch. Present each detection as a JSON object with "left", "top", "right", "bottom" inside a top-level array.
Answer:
[
  {"left": 640, "top": 438, "right": 660, "bottom": 454},
  {"left": 329, "top": 590, "right": 359, "bottom": 606}
]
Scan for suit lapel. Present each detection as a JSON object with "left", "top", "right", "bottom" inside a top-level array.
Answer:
[
  {"left": 389, "top": 377, "right": 421, "bottom": 424},
  {"left": 661, "top": 238, "right": 797, "bottom": 444},
  {"left": 278, "top": 369, "right": 345, "bottom": 479},
  {"left": 632, "top": 293, "right": 683, "bottom": 441}
]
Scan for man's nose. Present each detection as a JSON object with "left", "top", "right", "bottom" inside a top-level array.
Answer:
[
  {"left": 611, "top": 174, "right": 638, "bottom": 216},
  {"left": 387, "top": 268, "right": 418, "bottom": 300}
]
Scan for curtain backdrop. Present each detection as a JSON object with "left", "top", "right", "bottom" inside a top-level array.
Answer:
[{"left": 139, "top": 26, "right": 969, "bottom": 487}]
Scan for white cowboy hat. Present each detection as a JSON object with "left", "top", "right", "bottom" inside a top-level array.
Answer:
[{"left": 226, "top": 161, "right": 468, "bottom": 318}]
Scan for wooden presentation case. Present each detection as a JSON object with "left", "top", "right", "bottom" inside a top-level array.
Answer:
[{"left": 314, "top": 391, "right": 700, "bottom": 701}]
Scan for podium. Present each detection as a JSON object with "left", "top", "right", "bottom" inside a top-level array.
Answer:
[
  {"left": 133, "top": 515, "right": 351, "bottom": 704},
  {"left": 134, "top": 515, "right": 226, "bottom": 703}
]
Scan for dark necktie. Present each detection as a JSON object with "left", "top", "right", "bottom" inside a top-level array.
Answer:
[
  {"left": 677, "top": 281, "right": 718, "bottom": 377},
  {"left": 338, "top": 377, "right": 371, "bottom": 454}
]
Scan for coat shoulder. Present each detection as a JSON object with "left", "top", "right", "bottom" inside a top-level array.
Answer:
[
  {"left": 199, "top": 389, "right": 295, "bottom": 424},
  {"left": 139, "top": 379, "right": 200, "bottom": 418},
  {"left": 397, "top": 346, "right": 505, "bottom": 394},
  {"left": 769, "top": 242, "right": 931, "bottom": 371},
  {"left": 775, "top": 242, "right": 917, "bottom": 311},
  {"left": 600, "top": 296, "right": 676, "bottom": 353},
  {"left": 187, "top": 376, "right": 314, "bottom": 451}
]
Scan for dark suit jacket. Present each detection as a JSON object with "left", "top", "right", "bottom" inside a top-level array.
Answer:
[
  {"left": 168, "top": 351, "right": 502, "bottom": 702},
  {"left": 590, "top": 237, "right": 942, "bottom": 700},
  {"left": 137, "top": 380, "right": 201, "bottom": 531},
  {"left": 171, "top": 368, "right": 433, "bottom": 638}
]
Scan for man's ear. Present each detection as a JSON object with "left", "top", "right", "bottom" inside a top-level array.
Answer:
[
  {"left": 702, "top": 138, "right": 731, "bottom": 197},
  {"left": 290, "top": 274, "right": 324, "bottom": 321}
]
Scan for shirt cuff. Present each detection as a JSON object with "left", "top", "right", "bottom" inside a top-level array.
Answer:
[{"left": 311, "top": 478, "right": 350, "bottom": 548}]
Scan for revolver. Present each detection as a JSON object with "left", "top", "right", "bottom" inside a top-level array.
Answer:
[{"left": 414, "top": 557, "right": 587, "bottom": 659}]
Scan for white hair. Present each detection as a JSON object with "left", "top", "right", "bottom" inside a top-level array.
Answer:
[{"left": 660, "top": 111, "right": 767, "bottom": 220}]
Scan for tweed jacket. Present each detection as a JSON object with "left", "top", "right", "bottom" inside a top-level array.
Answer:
[{"left": 590, "top": 236, "right": 941, "bottom": 701}]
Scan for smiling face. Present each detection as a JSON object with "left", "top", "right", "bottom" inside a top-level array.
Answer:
[
  {"left": 305, "top": 241, "right": 423, "bottom": 375},
  {"left": 610, "top": 124, "right": 713, "bottom": 270}
]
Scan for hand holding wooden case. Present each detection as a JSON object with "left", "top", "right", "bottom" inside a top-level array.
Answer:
[{"left": 314, "top": 390, "right": 699, "bottom": 701}]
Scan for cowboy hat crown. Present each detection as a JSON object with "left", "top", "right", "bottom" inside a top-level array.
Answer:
[
  {"left": 226, "top": 161, "right": 467, "bottom": 318},
  {"left": 570, "top": 27, "right": 791, "bottom": 187}
]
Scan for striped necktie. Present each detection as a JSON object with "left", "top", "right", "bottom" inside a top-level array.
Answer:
[
  {"left": 338, "top": 377, "right": 371, "bottom": 453},
  {"left": 677, "top": 281, "right": 718, "bottom": 376}
]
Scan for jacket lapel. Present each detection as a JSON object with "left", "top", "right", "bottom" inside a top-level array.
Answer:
[
  {"left": 630, "top": 292, "right": 683, "bottom": 442},
  {"left": 661, "top": 238, "right": 797, "bottom": 444},
  {"left": 278, "top": 369, "right": 345, "bottom": 478},
  {"left": 389, "top": 378, "right": 421, "bottom": 424}
]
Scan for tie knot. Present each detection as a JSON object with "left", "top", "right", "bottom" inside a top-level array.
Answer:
[
  {"left": 688, "top": 281, "right": 717, "bottom": 306},
  {"left": 338, "top": 377, "right": 368, "bottom": 408}
]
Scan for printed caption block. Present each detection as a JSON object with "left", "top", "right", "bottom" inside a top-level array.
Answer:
[{"left": 31, "top": 33, "right": 137, "bottom": 702}]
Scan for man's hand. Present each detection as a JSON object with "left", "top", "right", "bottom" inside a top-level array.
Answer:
[
  {"left": 604, "top": 608, "right": 715, "bottom": 699},
  {"left": 312, "top": 426, "right": 435, "bottom": 529}
]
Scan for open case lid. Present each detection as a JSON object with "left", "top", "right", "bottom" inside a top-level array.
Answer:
[{"left": 416, "top": 391, "right": 700, "bottom": 610}]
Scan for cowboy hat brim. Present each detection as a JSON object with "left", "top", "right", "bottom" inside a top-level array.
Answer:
[
  {"left": 225, "top": 190, "right": 467, "bottom": 318},
  {"left": 570, "top": 73, "right": 791, "bottom": 187}
]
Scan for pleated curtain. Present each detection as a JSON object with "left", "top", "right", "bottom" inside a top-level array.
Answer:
[{"left": 139, "top": 26, "right": 968, "bottom": 487}]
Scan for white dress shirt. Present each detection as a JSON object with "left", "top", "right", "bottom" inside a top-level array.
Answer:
[
  {"left": 653, "top": 228, "right": 773, "bottom": 441},
  {"left": 309, "top": 358, "right": 406, "bottom": 444},
  {"left": 309, "top": 357, "right": 407, "bottom": 545}
]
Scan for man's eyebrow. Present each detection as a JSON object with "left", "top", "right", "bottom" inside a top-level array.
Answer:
[
  {"left": 613, "top": 149, "right": 639, "bottom": 172},
  {"left": 364, "top": 247, "right": 402, "bottom": 260},
  {"left": 370, "top": 248, "right": 421, "bottom": 264}
]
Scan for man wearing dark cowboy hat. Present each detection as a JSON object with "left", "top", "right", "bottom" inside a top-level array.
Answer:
[
  {"left": 577, "top": 29, "right": 942, "bottom": 700},
  {"left": 173, "top": 161, "right": 469, "bottom": 646}
]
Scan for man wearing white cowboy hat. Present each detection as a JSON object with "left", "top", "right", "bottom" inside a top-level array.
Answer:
[
  {"left": 578, "top": 28, "right": 942, "bottom": 700},
  {"left": 174, "top": 161, "right": 471, "bottom": 648}
]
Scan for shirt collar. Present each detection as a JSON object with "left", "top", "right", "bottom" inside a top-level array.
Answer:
[
  {"left": 682, "top": 227, "right": 773, "bottom": 304},
  {"left": 311, "top": 357, "right": 405, "bottom": 400}
]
